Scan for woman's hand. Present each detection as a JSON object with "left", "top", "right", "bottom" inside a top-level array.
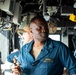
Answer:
[{"left": 12, "top": 64, "right": 21, "bottom": 75}]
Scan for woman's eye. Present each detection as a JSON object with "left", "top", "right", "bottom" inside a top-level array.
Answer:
[{"left": 19, "top": 33, "right": 23, "bottom": 35}]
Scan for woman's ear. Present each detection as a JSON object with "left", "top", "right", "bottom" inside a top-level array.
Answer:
[
  {"left": 30, "top": 32, "right": 33, "bottom": 38},
  {"left": 30, "top": 28, "right": 32, "bottom": 33},
  {"left": 29, "top": 29, "right": 33, "bottom": 38}
]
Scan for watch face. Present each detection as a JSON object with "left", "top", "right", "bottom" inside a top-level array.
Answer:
[{"left": 48, "top": 22, "right": 57, "bottom": 33}]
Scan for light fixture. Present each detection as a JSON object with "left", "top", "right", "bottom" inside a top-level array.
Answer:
[{"left": 44, "top": 14, "right": 50, "bottom": 21}]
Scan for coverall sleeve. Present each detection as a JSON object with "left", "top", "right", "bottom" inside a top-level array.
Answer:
[{"left": 59, "top": 44, "right": 76, "bottom": 74}]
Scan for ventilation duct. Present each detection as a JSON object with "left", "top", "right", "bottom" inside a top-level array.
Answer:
[
  {"left": 0, "top": 0, "right": 16, "bottom": 15},
  {"left": 13, "top": 2, "right": 22, "bottom": 25}
]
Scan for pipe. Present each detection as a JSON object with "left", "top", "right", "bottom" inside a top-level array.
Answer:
[{"left": 43, "top": 0, "right": 47, "bottom": 16}]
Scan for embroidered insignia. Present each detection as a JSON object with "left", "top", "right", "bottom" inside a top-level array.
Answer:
[{"left": 44, "top": 58, "right": 53, "bottom": 62}]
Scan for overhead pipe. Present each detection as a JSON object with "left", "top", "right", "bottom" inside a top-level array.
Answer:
[{"left": 42, "top": 0, "right": 47, "bottom": 16}]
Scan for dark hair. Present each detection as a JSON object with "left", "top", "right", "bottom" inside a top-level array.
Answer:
[{"left": 30, "top": 16, "right": 47, "bottom": 25}]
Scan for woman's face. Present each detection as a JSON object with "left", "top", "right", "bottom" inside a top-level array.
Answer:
[{"left": 21, "top": 32, "right": 32, "bottom": 44}]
